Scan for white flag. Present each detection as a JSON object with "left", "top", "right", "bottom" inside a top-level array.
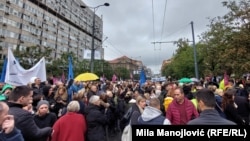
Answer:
[{"left": 5, "top": 47, "right": 47, "bottom": 86}]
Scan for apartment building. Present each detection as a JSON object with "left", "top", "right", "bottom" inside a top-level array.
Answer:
[{"left": 0, "top": 0, "right": 104, "bottom": 60}]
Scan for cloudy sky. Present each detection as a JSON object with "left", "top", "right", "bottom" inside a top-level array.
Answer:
[{"left": 83, "top": 0, "right": 229, "bottom": 75}]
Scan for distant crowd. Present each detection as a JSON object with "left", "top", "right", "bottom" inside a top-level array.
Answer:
[{"left": 0, "top": 75, "right": 249, "bottom": 141}]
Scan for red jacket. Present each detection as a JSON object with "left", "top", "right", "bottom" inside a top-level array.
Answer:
[
  {"left": 166, "top": 98, "right": 199, "bottom": 125},
  {"left": 51, "top": 112, "right": 87, "bottom": 141}
]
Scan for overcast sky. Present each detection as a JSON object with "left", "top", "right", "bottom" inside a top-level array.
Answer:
[{"left": 83, "top": 0, "right": 229, "bottom": 75}]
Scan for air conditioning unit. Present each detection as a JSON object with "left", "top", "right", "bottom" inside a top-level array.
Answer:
[
  {"left": 5, "top": 11, "right": 9, "bottom": 15},
  {"left": 6, "top": 0, "right": 11, "bottom": 4}
]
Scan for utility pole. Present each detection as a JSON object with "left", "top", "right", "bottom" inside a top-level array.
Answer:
[
  {"left": 191, "top": 21, "right": 199, "bottom": 79},
  {"left": 151, "top": 21, "right": 199, "bottom": 79}
]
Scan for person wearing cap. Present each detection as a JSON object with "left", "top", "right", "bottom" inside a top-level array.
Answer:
[
  {"left": 34, "top": 100, "right": 57, "bottom": 141},
  {"left": 0, "top": 84, "right": 13, "bottom": 101}
]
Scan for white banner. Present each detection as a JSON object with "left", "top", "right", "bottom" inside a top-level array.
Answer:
[
  {"left": 5, "top": 47, "right": 47, "bottom": 86},
  {"left": 83, "top": 49, "right": 101, "bottom": 60}
]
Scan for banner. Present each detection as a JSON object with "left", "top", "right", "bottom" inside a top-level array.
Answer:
[
  {"left": 5, "top": 47, "right": 47, "bottom": 86},
  {"left": 83, "top": 49, "right": 101, "bottom": 60}
]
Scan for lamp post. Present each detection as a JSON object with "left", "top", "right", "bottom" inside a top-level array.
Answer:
[{"left": 81, "top": 3, "right": 109, "bottom": 73}]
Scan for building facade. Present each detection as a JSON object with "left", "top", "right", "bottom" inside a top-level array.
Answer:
[
  {"left": 0, "top": 0, "right": 104, "bottom": 61},
  {"left": 108, "top": 55, "right": 153, "bottom": 78}
]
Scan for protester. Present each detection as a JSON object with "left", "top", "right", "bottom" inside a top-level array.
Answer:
[
  {"left": 130, "top": 95, "right": 147, "bottom": 125},
  {"left": 51, "top": 100, "right": 87, "bottom": 141},
  {"left": 85, "top": 95, "right": 108, "bottom": 141},
  {"left": 222, "top": 88, "right": 246, "bottom": 125},
  {"left": 72, "top": 88, "right": 87, "bottom": 116},
  {"left": 53, "top": 86, "right": 68, "bottom": 117},
  {"left": 7, "top": 86, "right": 53, "bottom": 141},
  {"left": 187, "top": 89, "right": 236, "bottom": 125},
  {"left": 138, "top": 97, "right": 171, "bottom": 125},
  {"left": 0, "top": 102, "right": 24, "bottom": 141},
  {"left": 0, "top": 84, "right": 13, "bottom": 101},
  {"left": 34, "top": 100, "right": 57, "bottom": 141},
  {"left": 166, "top": 87, "right": 199, "bottom": 125}
]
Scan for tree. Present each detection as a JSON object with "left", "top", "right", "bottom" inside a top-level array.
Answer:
[
  {"left": 200, "top": 0, "right": 250, "bottom": 77},
  {"left": 14, "top": 46, "right": 53, "bottom": 69}
]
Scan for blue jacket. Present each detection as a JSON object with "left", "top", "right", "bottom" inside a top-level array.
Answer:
[{"left": 0, "top": 128, "right": 24, "bottom": 141}]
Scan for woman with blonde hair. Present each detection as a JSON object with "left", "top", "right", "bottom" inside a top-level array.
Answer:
[
  {"left": 53, "top": 86, "right": 68, "bottom": 117},
  {"left": 73, "top": 88, "right": 87, "bottom": 115},
  {"left": 130, "top": 95, "right": 147, "bottom": 125}
]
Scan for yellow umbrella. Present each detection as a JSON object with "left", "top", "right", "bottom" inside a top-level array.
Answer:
[{"left": 74, "top": 72, "right": 99, "bottom": 81}]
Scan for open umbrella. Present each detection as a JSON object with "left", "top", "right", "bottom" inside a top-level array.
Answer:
[
  {"left": 178, "top": 77, "right": 192, "bottom": 83},
  {"left": 74, "top": 72, "right": 99, "bottom": 81}
]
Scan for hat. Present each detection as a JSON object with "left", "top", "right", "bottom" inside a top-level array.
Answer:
[
  {"left": 36, "top": 100, "right": 49, "bottom": 110},
  {"left": 0, "top": 84, "right": 13, "bottom": 94}
]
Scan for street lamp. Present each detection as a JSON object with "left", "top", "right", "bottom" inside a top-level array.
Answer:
[{"left": 80, "top": 3, "right": 109, "bottom": 73}]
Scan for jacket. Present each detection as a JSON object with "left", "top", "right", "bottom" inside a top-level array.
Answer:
[
  {"left": 166, "top": 98, "right": 199, "bottom": 125},
  {"left": 187, "top": 109, "right": 236, "bottom": 125},
  {"left": 138, "top": 106, "right": 170, "bottom": 125},
  {"left": 0, "top": 128, "right": 24, "bottom": 141},
  {"left": 7, "top": 102, "right": 52, "bottom": 141}
]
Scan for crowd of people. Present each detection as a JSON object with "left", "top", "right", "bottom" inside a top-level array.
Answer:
[{"left": 0, "top": 75, "right": 249, "bottom": 141}]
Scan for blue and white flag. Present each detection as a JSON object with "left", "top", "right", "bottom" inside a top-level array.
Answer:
[{"left": 139, "top": 68, "right": 146, "bottom": 87}]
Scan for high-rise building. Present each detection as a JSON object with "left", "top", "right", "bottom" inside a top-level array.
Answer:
[{"left": 0, "top": 0, "right": 104, "bottom": 61}]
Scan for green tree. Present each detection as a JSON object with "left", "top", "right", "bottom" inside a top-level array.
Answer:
[
  {"left": 200, "top": 0, "right": 250, "bottom": 77},
  {"left": 14, "top": 46, "right": 53, "bottom": 69}
]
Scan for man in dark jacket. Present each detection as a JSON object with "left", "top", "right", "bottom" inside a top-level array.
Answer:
[
  {"left": 0, "top": 101, "right": 24, "bottom": 141},
  {"left": 187, "top": 88, "right": 236, "bottom": 125},
  {"left": 7, "top": 86, "right": 52, "bottom": 141}
]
